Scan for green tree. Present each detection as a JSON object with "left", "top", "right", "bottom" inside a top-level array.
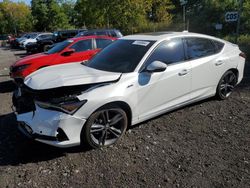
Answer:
[
  {"left": 174, "top": 0, "right": 250, "bottom": 35},
  {"left": 241, "top": 0, "right": 250, "bottom": 34},
  {"left": 74, "top": 0, "right": 175, "bottom": 33},
  {"left": 31, "top": 0, "right": 49, "bottom": 31},
  {"left": 31, "top": 0, "right": 71, "bottom": 31},
  {"left": 0, "top": 0, "right": 33, "bottom": 34},
  {"left": 59, "top": 0, "right": 78, "bottom": 26},
  {"left": 150, "top": 0, "right": 175, "bottom": 22}
]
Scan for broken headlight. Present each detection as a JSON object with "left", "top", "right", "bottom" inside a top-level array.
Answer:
[{"left": 36, "top": 98, "right": 87, "bottom": 114}]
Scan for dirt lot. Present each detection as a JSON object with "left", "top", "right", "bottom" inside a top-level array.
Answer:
[{"left": 0, "top": 46, "right": 249, "bottom": 188}]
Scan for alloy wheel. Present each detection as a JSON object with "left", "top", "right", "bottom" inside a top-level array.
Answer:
[
  {"left": 219, "top": 71, "right": 237, "bottom": 98},
  {"left": 89, "top": 109, "right": 127, "bottom": 147}
]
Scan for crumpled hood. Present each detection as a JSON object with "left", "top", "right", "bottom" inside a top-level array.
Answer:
[
  {"left": 12, "top": 53, "right": 55, "bottom": 67},
  {"left": 24, "top": 62, "right": 121, "bottom": 90}
]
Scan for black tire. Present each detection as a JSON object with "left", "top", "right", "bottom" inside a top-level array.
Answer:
[
  {"left": 43, "top": 45, "right": 50, "bottom": 52},
  {"left": 216, "top": 70, "right": 237, "bottom": 100},
  {"left": 81, "top": 105, "right": 128, "bottom": 149}
]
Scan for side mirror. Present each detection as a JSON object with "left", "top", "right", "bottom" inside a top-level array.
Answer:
[
  {"left": 145, "top": 61, "right": 167, "bottom": 73},
  {"left": 61, "top": 49, "right": 75, "bottom": 56}
]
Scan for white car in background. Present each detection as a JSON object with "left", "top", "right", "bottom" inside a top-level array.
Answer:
[
  {"left": 19, "top": 33, "right": 52, "bottom": 49},
  {"left": 16, "top": 32, "right": 246, "bottom": 148}
]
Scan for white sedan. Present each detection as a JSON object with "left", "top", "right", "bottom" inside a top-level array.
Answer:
[{"left": 16, "top": 32, "right": 246, "bottom": 148}]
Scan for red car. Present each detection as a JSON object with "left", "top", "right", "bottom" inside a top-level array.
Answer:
[{"left": 10, "top": 36, "right": 116, "bottom": 82}]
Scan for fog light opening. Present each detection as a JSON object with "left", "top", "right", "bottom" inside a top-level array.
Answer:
[
  {"left": 19, "top": 121, "right": 33, "bottom": 135},
  {"left": 56, "top": 128, "right": 69, "bottom": 142}
]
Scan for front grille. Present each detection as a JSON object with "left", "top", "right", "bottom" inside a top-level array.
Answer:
[
  {"left": 10, "top": 66, "right": 19, "bottom": 73},
  {"left": 14, "top": 78, "right": 24, "bottom": 85},
  {"left": 13, "top": 90, "right": 36, "bottom": 114}
]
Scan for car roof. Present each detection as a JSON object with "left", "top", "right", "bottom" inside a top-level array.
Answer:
[
  {"left": 122, "top": 31, "right": 224, "bottom": 42},
  {"left": 38, "top": 33, "right": 53, "bottom": 35},
  {"left": 55, "top": 29, "right": 86, "bottom": 33},
  {"left": 70, "top": 35, "right": 117, "bottom": 42},
  {"left": 85, "top": 29, "right": 119, "bottom": 32}
]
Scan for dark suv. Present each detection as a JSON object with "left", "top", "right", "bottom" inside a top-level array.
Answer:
[
  {"left": 26, "top": 29, "right": 87, "bottom": 53},
  {"left": 26, "top": 34, "right": 54, "bottom": 53},
  {"left": 75, "top": 29, "right": 123, "bottom": 38},
  {"left": 53, "top": 29, "right": 87, "bottom": 42}
]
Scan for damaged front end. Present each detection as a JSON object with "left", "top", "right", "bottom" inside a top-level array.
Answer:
[
  {"left": 13, "top": 80, "right": 117, "bottom": 115},
  {"left": 14, "top": 80, "right": 119, "bottom": 147}
]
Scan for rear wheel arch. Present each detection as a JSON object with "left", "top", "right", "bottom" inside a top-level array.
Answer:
[
  {"left": 229, "top": 68, "right": 239, "bottom": 81},
  {"left": 221, "top": 68, "right": 239, "bottom": 83},
  {"left": 216, "top": 69, "right": 238, "bottom": 100}
]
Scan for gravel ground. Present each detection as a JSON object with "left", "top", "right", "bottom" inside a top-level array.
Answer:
[{"left": 0, "top": 46, "right": 249, "bottom": 188}]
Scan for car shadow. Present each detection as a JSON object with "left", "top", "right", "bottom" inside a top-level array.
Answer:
[
  {"left": 0, "top": 113, "right": 91, "bottom": 166},
  {"left": 14, "top": 52, "right": 29, "bottom": 58},
  {"left": 238, "top": 61, "right": 250, "bottom": 89},
  {"left": 0, "top": 46, "right": 11, "bottom": 50},
  {"left": 128, "top": 97, "right": 213, "bottom": 131},
  {"left": 0, "top": 80, "right": 16, "bottom": 93}
]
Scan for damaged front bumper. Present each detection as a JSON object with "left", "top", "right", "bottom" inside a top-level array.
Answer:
[{"left": 16, "top": 104, "right": 86, "bottom": 148}]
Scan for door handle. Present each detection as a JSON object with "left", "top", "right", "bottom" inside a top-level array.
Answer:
[
  {"left": 215, "top": 60, "right": 224, "bottom": 66},
  {"left": 178, "top": 69, "right": 190, "bottom": 76}
]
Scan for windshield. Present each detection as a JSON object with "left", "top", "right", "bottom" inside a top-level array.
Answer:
[
  {"left": 86, "top": 40, "right": 155, "bottom": 73},
  {"left": 29, "top": 33, "right": 38, "bottom": 39},
  {"left": 21, "top": 34, "right": 28, "bottom": 38},
  {"left": 45, "top": 40, "right": 73, "bottom": 54}
]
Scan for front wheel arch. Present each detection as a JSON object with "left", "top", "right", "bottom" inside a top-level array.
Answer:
[
  {"left": 80, "top": 102, "right": 131, "bottom": 148},
  {"left": 86, "top": 101, "right": 132, "bottom": 128}
]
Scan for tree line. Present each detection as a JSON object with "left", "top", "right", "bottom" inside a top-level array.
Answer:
[{"left": 0, "top": 0, "right": 249, "bottom": 36}]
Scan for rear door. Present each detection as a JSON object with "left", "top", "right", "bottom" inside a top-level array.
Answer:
[{"left": 184, "top": 37, "right": 225, "bottom": 99}]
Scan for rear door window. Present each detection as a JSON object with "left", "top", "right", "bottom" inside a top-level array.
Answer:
[
  {"left": 185, "top": 37, "right": 216, "bottom": 60},
  {"left": 96, "top": 39, "right": 113, "bottom": 49},
  {"left": 212, "top": 40, "right": 225, "bottom": 53}
]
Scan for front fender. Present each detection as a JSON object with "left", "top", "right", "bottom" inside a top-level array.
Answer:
[{"left": 75, "top": 83, "right": 138, "bottom": 123}]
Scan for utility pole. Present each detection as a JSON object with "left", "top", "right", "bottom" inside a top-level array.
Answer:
[
  {"left": 180, "top": 0, "right": 188, "bottom": 30},
  {"left": 183, "top": 5, "right": 186, "bottom": 30},
  {"left": 236, "top": 0, "right": 243, "bottom": 44}
]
